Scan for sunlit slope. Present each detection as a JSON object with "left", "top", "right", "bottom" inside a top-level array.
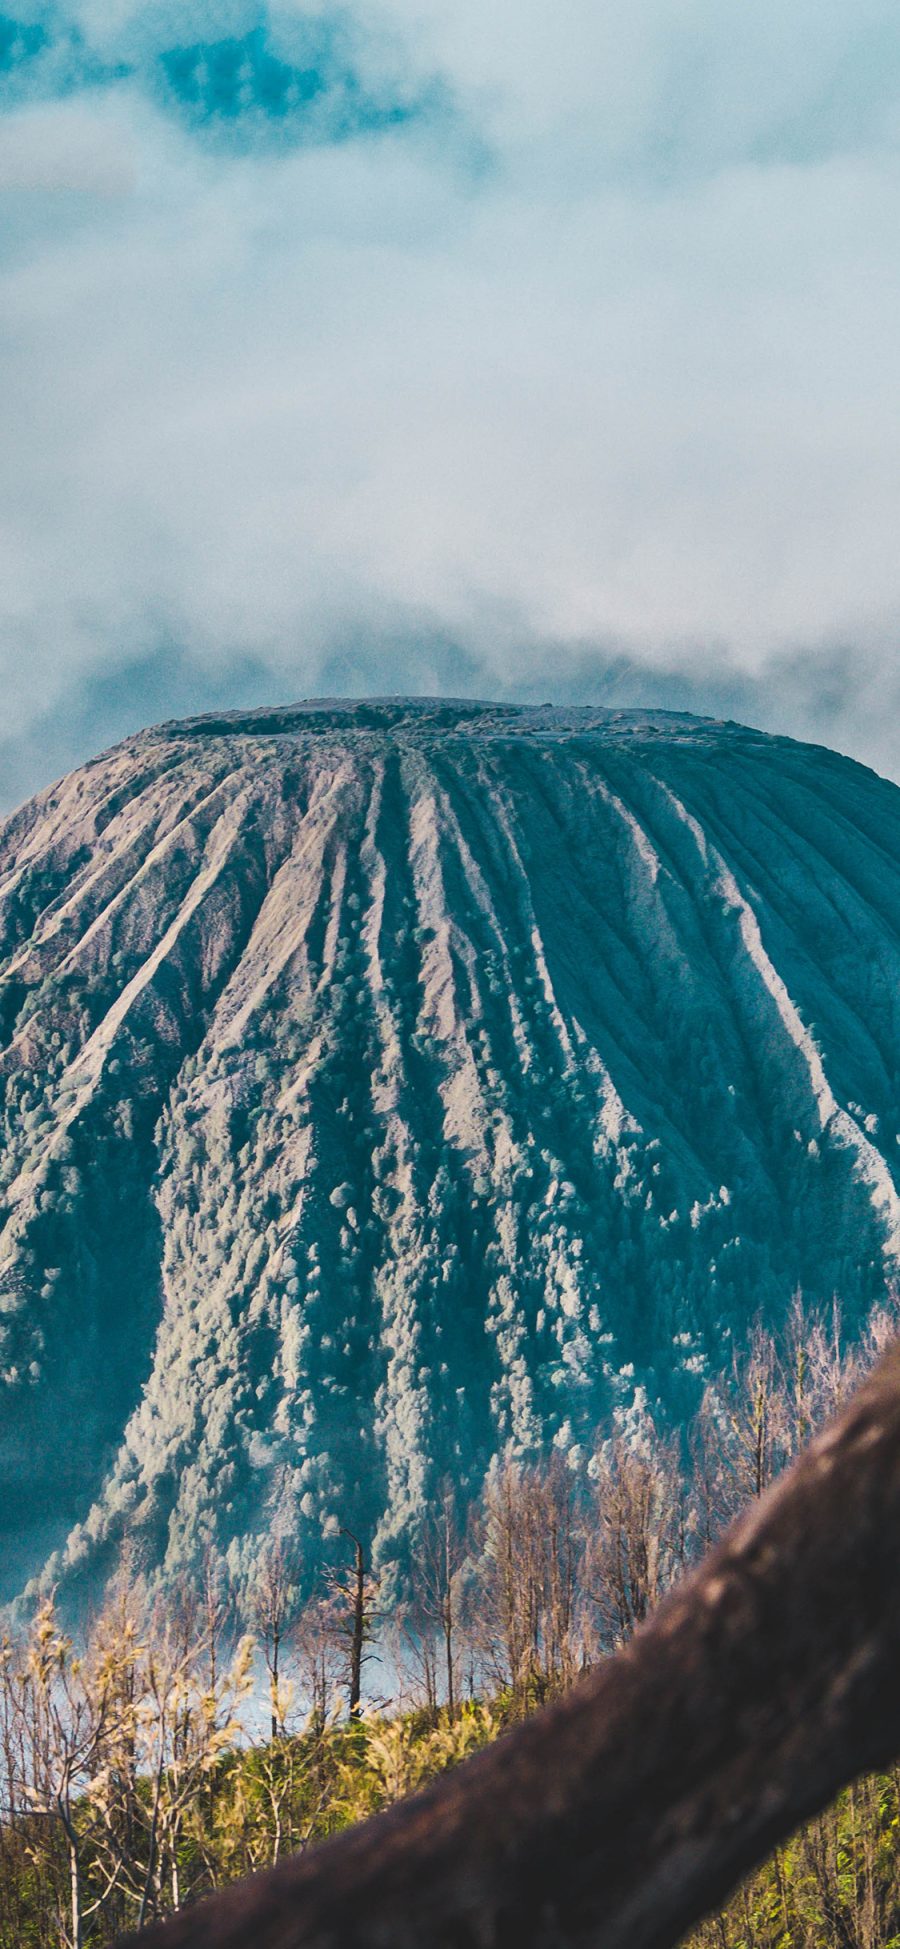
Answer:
[{"left": 0, "top": 700, "right": 898, "bottom": 1601}]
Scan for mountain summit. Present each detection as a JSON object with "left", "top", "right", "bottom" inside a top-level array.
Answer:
[{"left": 1, "top": 700, "right": 898, "bottom": 1603}]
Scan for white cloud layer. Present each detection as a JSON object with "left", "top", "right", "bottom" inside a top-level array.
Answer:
[{"left": 2, "top": 0, "right": 900, "bottom": 794}]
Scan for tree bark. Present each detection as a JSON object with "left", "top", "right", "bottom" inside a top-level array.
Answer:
[
  {"left": 122, "top": 1339, "right": 900, "bottom": 1949},
  {"left": 270, "top": 1622, "right": 280, "bottom": 1744},
  {"left": 59, "top": 1805, "right": 82, "bottom": 1949},
  {"left": 341, "top": 1531, "right": 366, "bottom": 1720}
]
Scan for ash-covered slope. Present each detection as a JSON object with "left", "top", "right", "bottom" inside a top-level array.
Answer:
[{"left": 1, "top": 699, "right": 899, "bottom": 1603}]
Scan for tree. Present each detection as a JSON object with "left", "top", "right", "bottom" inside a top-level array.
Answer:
[
  {"left": 470, "top": 1454, "right": 585, "bottom": 1712},
  {"left": 691, "top": 1320, "right": 790, "bottom": 1545},
  {"left": 250, "top": 1543, "right": 299, "bottom": 1742},
  {"left": 588, "top": 1421, "right": 685, "bottom": 1648},
  {"left": 334, "top": 1533, "right": 378, "bottom": 1720},
  {"left": 294, "top": 1596, "right": 344, "bottom": 1736},
  {"left": 398, "top": 1487, "right": 466, "bottom": 1718},
  {"left": 141, "top": 1587, "right": 252, "bottom": 1923},
  {"left": 0, "top": 1594, "right": 137, "bottom": 1949}
]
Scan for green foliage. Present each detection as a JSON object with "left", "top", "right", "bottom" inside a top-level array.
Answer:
[
  {"left": 688, "top": 1775, "right": 900, "bottom": 1949},
  {"left": 5, "top": 1650, "right": 900, "bottom": 1949},
  {"left": 0, "top": 1694, "right": 497, "bottom": 1945}
]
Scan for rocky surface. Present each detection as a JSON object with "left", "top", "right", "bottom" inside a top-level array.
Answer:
[{"left": 0, "top": 699, "right": 898, "bottom": 1603}]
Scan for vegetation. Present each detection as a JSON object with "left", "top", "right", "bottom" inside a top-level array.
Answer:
[{"left": 1, "top": 1298, "right": 898, "bottom": 1948}]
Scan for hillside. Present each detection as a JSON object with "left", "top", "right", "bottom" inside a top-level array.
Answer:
[{"left": 0, "top": 699, "right": 898, "bottom": 1603}]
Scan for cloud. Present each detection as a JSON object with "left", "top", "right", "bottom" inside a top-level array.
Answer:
[{"left": 1, "top": 1, "right": 900, "bottom": 800}]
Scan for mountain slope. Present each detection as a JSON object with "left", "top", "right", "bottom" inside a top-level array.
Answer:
[{"left": 0, "top": 700, "right": 898, "bottom": 1603}]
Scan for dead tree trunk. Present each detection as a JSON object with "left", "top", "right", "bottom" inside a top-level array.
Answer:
[
  {"left": 344, "top": 1531, "right": 366, "bottom": 1720},
  {"left": 122, "top": 1339, "right": 900, "bottom": 1949}
]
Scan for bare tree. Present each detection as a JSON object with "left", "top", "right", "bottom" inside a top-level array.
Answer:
[
  {"left": 293, "top": 1595, "right": 345, "bottom": 1736},
  {"left": 397, "top": 1487, "right": 466, "bottom": 1718},
  {"left": 588, "top": 1424, "right": 685, "bottom": 1648},
  {"left": 470, "top": 1455, "right": 585, "bottom": 1712},
  {"left": 134, "top": 1588, "right": 253, "bottom": 1927},
  {"left": 690, "top": 1320, "right": 791, "bottom": 1546},
  {"left": 780, "top": 1294, "right": 865, "bottom": 1461},
  {"left": 251, "top": 1543, "right": 299, "bottom": 1741},
  {"left": 727, "top": 1318, "right": 789, "bottom": 1501},
  {"left": 332, "top": 1532, "right": 378, "bottom": 1720},
  {"left": 0, "top": 1594, "right": 137, "bottom": 1949},
  {"left": 200, "top": 1551, "right": 234, "bottom": 1699}
]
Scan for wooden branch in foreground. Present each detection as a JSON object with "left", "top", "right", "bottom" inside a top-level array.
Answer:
[{"left": 123, "top": 1340, "right": 900, "bottom": 1949}]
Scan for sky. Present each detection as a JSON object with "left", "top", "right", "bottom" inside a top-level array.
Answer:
[{"left": 1, "top": 0, "right": 900, "bottom": 805}]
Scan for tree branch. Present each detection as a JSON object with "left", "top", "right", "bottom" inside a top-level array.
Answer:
[{"left": 120, "top": 1338, "right": 900, "bottom": 1949}]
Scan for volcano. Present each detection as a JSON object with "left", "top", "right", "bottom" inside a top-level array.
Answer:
[{"left": 0, "top": 699, "right": 898, "bottom": 1602}]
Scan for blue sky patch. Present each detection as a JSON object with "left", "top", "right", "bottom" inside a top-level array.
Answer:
[
  {"left": 160, "top": 27, "right": 326, "bottom": 126},
  {"left": 0, "top": 6, "right": 427, "bottom": 149},
  {"left": 156, "top": 21, "right": 420, "bottom": 148},
  {"left": 0, "top": 12, "right": 129, "bottom": 104},
  {"left": 0, "top": 15, "right": 48, "bottom": 72}
]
